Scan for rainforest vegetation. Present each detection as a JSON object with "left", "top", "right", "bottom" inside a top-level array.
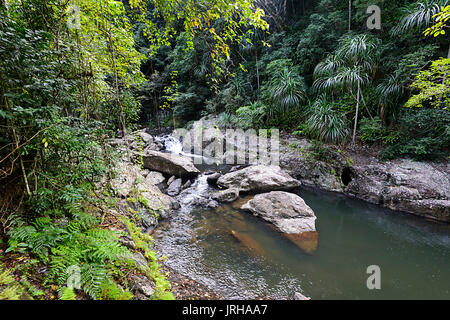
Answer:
[{"left": 0, "top": 0, "right": 448, "bottom": 300}]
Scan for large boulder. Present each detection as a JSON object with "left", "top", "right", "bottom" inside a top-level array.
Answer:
[
  {"left": 110, "top": 162, "right": 142, "bottom": 198},
  {"left": 279, "top": 137, "right": 346, "bottom": 192},
  {"left": 136, "top": 179, "right": 174, "bottom": 219},
  {"left": 345, "top": 160, "right": 450, "bottom": 222},
  {"left": 142, "top": 150, "right": 200, "bottom": 178},
  {"left": 217, "top": 165, "right": 301, "bottom": 193},
  {"left": 241, "top": 191, "right": 318, "bottom": 253}
]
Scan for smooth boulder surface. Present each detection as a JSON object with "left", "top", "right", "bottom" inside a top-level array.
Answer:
[
  {"left": 167, "top": 178, "right": 182, "bottom": 196},
  {"left": 142, "top": 150, "right": 200, "bottom": 178},
  {"left": 241, "top": 191, "right": 318, "bottom": 253},
  {"left": 345, "top": 160, "right": 450, "bottom": 222},
  {"left": 217, "top": 165, "right": 301, "bottom": 193}
]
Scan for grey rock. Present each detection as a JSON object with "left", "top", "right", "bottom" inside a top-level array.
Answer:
[
  {"left": 207, "top": 200, "right": 219, "bottom": 208},
  {"left": 212, "top": 188, "right": 240, "bottom": 202},
  {"left": 110, "top": 162, "right": 142, "bottom": 198},
  {"left": 345, "top": 159, "right": 450, "bottom": 222},
  {"left": 136, "top": 180, "right": 173, "bottom": 219},
  {"left": 182, "top": 180, "right": 192, "bottom": 190},
  {"left": 240, "top": 191, "right": 316, "bottom": 234},
  {"left": 217, "top": 165, "right": 301, "bottom": 193},
  {"left": 167, "top": 178, "right": 182, "bottom": 196},
  {"left": 206, "top": 172, "right": 221, "bottom": 186},
  {"left": 131, "top": 275, "right": 155, "bottom": 297},
  {"left": 142, "top": 150, "right": 200, "bottom": 178},
  {"left": 145, "top": 171, "right": 166, "bottom": 185}
]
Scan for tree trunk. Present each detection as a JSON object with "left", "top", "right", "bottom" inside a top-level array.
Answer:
[
  {"left": 348, "top": 0, "right": 352, "bottom": 31},
  {"left": 256, "top": 52, "right": 260, "bottom": 90},
  {"left": 352, "top": 81, "right": 360, "bottom": 146}
]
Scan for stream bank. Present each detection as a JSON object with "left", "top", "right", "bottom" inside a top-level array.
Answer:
[{"left": 110, "top": 120, "right": 449, "bottom": 300}]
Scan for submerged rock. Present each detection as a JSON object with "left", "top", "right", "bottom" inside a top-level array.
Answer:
[
  {"left": 241, "top": 191, "right": 318, "bottom": 253},
  {"left": 142, "top": 150, "right": 200, "bottom": 178},
  {"left": 231, "top": 230, "right": 266, "bottom": 256},
  {"left": 212, "top": 188, "right": 240, "bottom": 202},
  {"left": 217, "top": 165, "right": 301, "bottom": 193}
]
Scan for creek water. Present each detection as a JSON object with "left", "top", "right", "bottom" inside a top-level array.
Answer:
[{"left": 153, "top": 136, "right": 450, "bottom": 300}]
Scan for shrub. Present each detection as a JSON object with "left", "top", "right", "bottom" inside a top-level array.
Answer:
[
  {"left": 305, "top": 95, "right": 349, "bottom": 144},
  {"left": 380, "top": 108, "right": 450, "bottom": 160}
]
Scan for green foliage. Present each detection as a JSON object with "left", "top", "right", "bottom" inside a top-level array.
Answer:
[
  {"left": 59, "top": 287, "right": 77, "bottom": 300},
  {"left": 235, "top": 102, "right": 267, "bottom": 129},
  {"left": 121, "top": 217, "right": 174, "bottom": 300},
  {"left": 98, "top": 280, "right": 133, "bottom": 300},
  {"left": 424, "top": 4, "right": 450, "bottom": 36},
  {"left": 359, "top": 117, "right": 396, "bottom": 144},
  {"left": 0, "top": 263, "right": 31, "bottom": 300},
  {"left": 7, "top": 214, "right": 133, "bottom": 300},
  {"left": 262, "top": 59, "right": 307, "bottom": 119},
  {"left": 305, "top": 95, "right": 349, "bottom": 144},
  {"left": 405, "top": 58, "right": 450, "bottom": 108},
  {"left": 380, "top": 108, "right": 450, "bottom": 160}
]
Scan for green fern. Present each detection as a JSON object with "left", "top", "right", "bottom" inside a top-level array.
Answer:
[{"left": 59, "top": 287, "right": 77, "bottom": 300}]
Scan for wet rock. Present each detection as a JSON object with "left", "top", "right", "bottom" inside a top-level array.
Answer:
[
  {"left": 206, "top": 172, "right": 221, "bottom": 186},
  {"left": 231, "top": 230, "right": 265, "bottom": 256},
  {"left": 212, "top": 188, "right": 240, "bottom": 202},
  {"left": 284, "top": 231, "right": 319, "bottom": 254},
  {"left": 168, "top": 178, "right": 182, "bottom": 196},
  {"left": 217, "top": 165, "right": 301, "bottom": 193},
  {"left": 207, "top": 200, "right": 219, "bottom": 208},
  {"left": 142, "top": 150, "right": 200, "bottom": 178},
  {"left": 182, "top": 180, "right": 192, "bottom": 190},
  {"left": 241, "top": 191, "right": 317, "bottom": 253}
]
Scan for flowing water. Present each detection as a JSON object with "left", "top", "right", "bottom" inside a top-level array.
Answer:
[{"left": 153, "top": 136, "right": 450, "bottom": 300}]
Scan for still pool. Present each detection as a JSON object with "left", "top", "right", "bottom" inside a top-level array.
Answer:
[{"left": 154, "top": 182, "right": 450, "bottom": 300}]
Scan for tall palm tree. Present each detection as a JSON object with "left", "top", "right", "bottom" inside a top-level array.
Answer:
[
  {"left": 313, "top": 34, "right": 379, "bottom": 145},
  {"left": 393, "top": 0, "right": 449, "bottom": 34},
  {"left": 266, "top": 67, "right": 307, "bottom": 118}
]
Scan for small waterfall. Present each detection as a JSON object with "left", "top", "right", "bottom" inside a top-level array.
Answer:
[
  {"left": 154, "top": 134, "right": 215, "bottom": 209},
  {"left": 155, "top": 134, "right": 205, "bottom": 162},
  {"left": 177, "top": 174, "right": 211, "bottom": 210}
]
